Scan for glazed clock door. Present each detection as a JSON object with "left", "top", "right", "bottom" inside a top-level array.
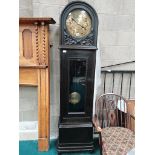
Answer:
[{"left": 60, "top": 50, "right": 96, "bottom": 121}]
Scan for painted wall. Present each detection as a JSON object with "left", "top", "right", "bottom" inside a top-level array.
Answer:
[{"left": 19, "top": 0, "right": 135, "bottom": 140}]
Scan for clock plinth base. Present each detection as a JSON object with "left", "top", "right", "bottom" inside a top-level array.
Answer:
[
  {"left": 57, "top": 142, "right": 94, "bottom": 154},
  {"left": 57, "top": 121, "right": 94, "bottom": 154}
]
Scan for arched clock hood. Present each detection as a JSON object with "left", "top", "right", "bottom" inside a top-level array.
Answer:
[{"left": 60, "top": 1, "right": 98, "bottom": 47}]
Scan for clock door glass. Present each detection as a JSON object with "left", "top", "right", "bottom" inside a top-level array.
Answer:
[
  {"left": 66, "top": 9, "right": 92, "bottom": 38},
  {"left": 68, "top": 59, "right": 87, "bottom": 113}
]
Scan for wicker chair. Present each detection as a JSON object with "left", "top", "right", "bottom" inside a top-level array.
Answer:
[{"left": 93, "top": 93, "right": 135, "bottom": 155}]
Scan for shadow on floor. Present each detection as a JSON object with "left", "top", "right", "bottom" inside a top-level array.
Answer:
[{"left": 19, "top": 138, "right": 100, "bottom": 155}]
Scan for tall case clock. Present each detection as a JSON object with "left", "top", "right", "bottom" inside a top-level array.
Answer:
[{"left": 58, "top": 1, "right": 98, "bottom": 153}]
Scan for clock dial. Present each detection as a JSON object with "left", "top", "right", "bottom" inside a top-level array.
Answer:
[{"left": 66, "top": 9, "right": 92, "bottom": 38}]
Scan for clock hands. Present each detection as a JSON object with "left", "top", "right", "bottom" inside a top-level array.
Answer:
[{"left": 71, "top": 17, "right": 87, "bottom": 30}]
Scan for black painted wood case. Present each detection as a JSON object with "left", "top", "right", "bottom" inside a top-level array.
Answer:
[{"left": 57, "top": 1, "right": 98, "bottom": 153}]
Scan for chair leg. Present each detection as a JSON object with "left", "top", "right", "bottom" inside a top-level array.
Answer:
[{"left": 99, "top": 133, "right": 103, "bottom": 155}]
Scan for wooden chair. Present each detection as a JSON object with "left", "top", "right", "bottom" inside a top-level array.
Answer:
[{"left": 93, "top": 93, "right": 135, "bottom": 155}]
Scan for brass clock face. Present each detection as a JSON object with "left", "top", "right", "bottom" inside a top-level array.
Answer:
[{"left": 66, "top": 9, "right": 92, "bottom": 38}]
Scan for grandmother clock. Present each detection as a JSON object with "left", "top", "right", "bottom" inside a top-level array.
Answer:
[{"left": 58, "top": 1, "right": 98, "bottom": 153}]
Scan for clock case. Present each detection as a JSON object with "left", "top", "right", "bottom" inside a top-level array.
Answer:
[{"left": 58, "top": 1, "right": 98, "bottom": 153}]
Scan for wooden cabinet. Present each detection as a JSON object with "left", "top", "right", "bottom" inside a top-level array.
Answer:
[{"left": 19, "top": 18, "right": 56, "bottom": 151}]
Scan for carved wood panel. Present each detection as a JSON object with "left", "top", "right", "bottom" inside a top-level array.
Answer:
[
  {"left": 19, "top": 25, "right": 39, "bottom": 66},
  {"left": 22, "top": 29, "right": 33, "bottom": 59},
  {"left": 19, "top": 23, "right": 48, "bottom": 67},
  {"left": 39, "top": 22, "right": 48, "bottom": 66}
]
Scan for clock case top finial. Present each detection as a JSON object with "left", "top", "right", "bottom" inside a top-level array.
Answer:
[{"left": 60, "top": 1, "right": 98, "bottom": 49}]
